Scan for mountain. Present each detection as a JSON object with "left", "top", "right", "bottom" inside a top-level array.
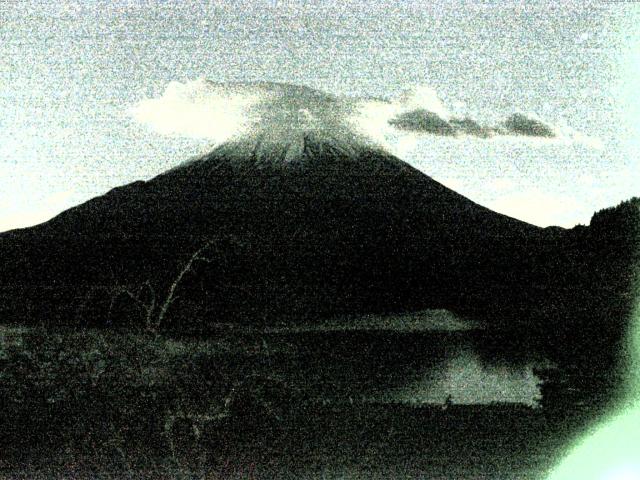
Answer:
[{"left": 0, "top": 132, "right": 638, "bottom": 367}]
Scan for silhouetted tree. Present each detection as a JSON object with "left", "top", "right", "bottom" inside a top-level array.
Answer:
[{"left": 77, "top": 239, "right": 217, "bottom": 332}]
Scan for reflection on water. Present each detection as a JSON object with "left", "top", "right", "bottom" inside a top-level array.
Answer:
[
  {"left": 264, "top": 323, "right": 549, "bottom": 407},
  {"left": 390, "top": 348, "right": 543, "bottom": 406},
  {"left": 218, "top": 321, "right": 555, "bottom": 479}
]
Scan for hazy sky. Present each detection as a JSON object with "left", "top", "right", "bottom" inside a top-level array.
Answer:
[{"left": 1, "top": 0, "right": 639, "bottom": 232}]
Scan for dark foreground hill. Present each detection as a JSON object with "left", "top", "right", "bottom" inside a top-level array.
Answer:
[{"left": 0, "top": 132, "right": 638, "bottom": 368}]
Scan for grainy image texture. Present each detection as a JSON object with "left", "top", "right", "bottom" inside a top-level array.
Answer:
[{"left": 0, "top": 1, "right": 639, "bottom": 479}]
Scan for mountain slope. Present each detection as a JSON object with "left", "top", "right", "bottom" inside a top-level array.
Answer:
[{"left": 0, "top": 132, "right": 637, "bottom": 368}]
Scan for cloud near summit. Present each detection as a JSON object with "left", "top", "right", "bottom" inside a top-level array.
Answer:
[{"left": 129, "top": 79, "right": 601, "bottom": 151}]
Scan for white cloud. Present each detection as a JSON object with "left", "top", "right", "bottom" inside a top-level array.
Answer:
[
  {"left": 130, "top": 79, "right": 602, "bottom": 155},
  {"left": 129, "top": 78, "right": 259, "bottom": 144}
]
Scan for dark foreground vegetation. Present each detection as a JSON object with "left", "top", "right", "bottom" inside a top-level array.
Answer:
[{"left": 0, "top": 326, "right": 618, "bottom": 479}]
